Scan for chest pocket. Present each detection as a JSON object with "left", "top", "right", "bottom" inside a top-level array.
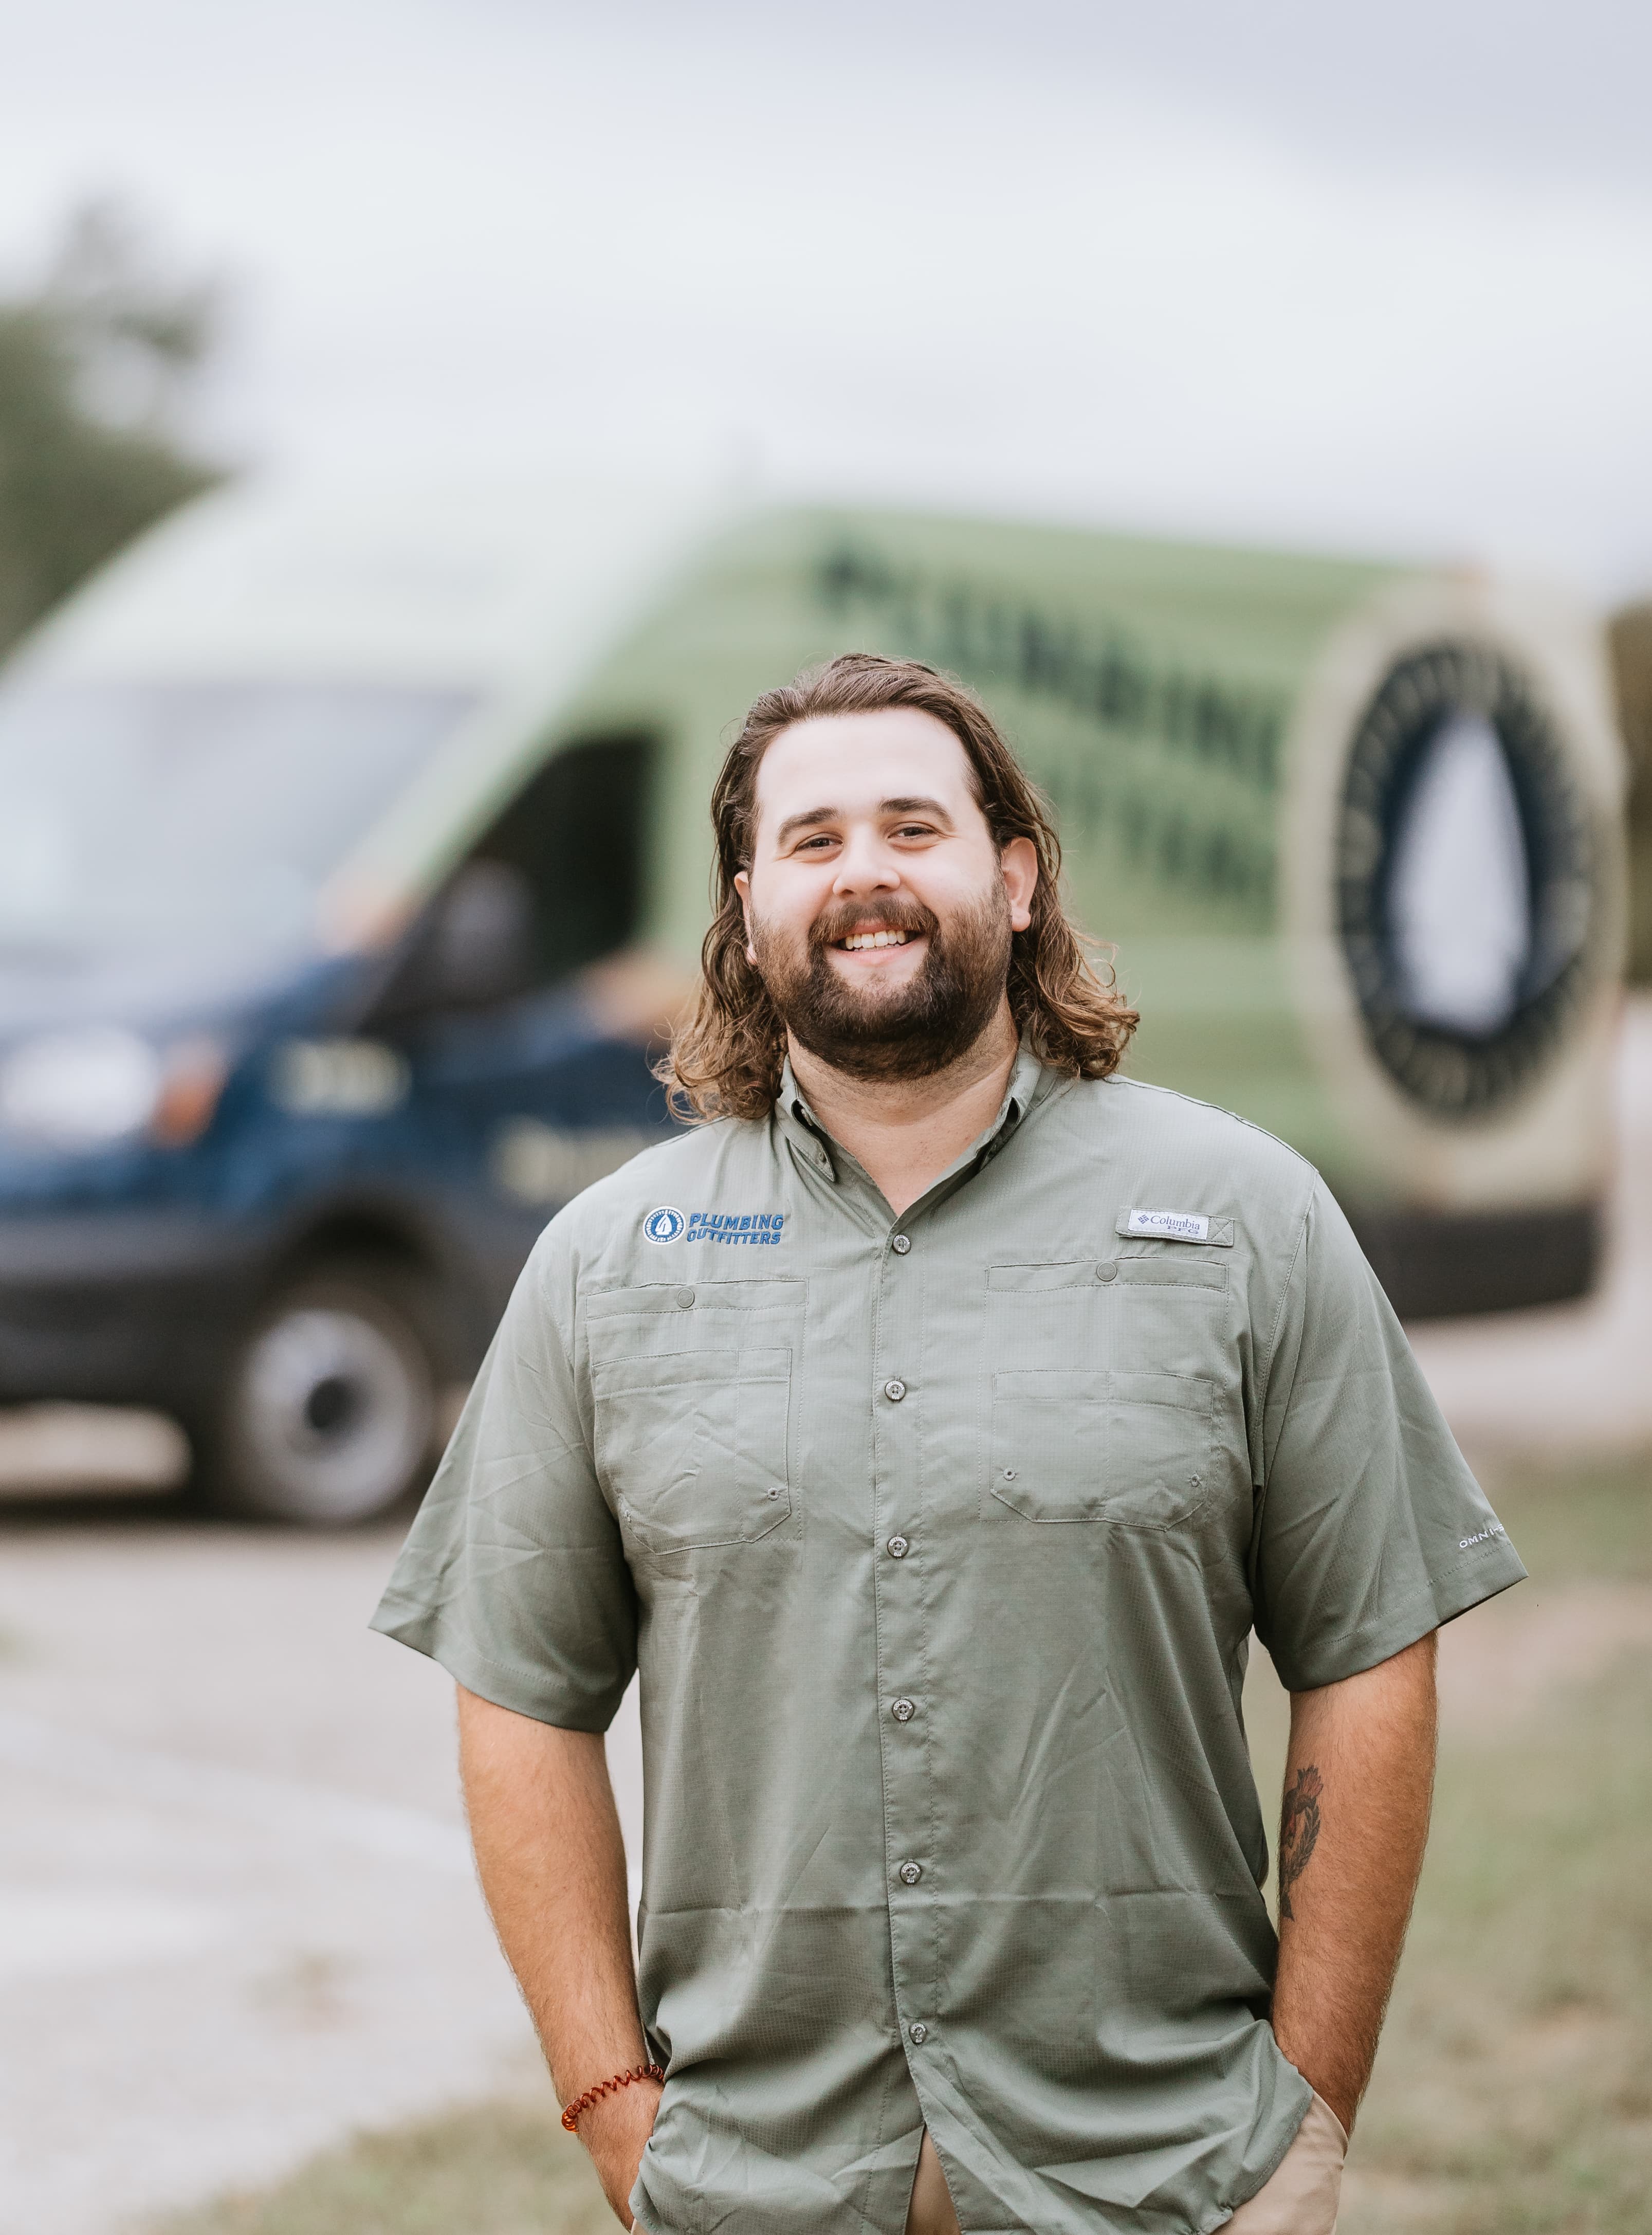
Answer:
[
  {"left": 593, "top": 1346, "right": 793, "bottom": 1554},
  {"left": 990, "top": 1369, "right": 1213, "bottom": 1529}
]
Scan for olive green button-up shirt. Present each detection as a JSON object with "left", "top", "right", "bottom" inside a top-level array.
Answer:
[{"left": 373, "top": 1051, "right": 1523, "bottom": 2235}]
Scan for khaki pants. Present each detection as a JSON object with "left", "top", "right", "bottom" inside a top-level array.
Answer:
[
  {"left": 1222, "top": 2096, "right": 1347, "bottom": 2234},
  {"left": 903, "top": 2095, "right": 1348, "bottom": 2235}
]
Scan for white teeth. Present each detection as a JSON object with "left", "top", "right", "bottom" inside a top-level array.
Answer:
[{"left": 841, "top": 930, "right": 910, "bottom": 950}]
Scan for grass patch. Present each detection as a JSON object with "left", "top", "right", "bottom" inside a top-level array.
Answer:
[
  {"left": 1478, "top": 1447, "right": 1652, "bottom": 1587},
  {"left": 146, "top": 2100, "right": 612, "bottom": 2235},
  {"left": 151, "top": 1451, "right": 1652, "bottom": 2235},
  {"left": 1339, "top": 1636, "right": 1652, "bottom": 2232},
  {"left": 1253, "top": 1445, "right": 1652, "bottom": 2233}
]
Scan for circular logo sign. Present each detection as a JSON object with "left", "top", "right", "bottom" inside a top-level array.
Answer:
[
  {"left": 643, "top": 1205, "right": 686, "bottom": 1244},
  {"left": 1335, "top": 641, "right": 1596, "bottom": 1119}
]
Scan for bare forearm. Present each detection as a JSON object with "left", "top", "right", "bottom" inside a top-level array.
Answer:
[
  {"left": 1270, "top": 1632, "right": 1437, "bottom": 2133},
  {"left": 457, "top": 1685, "right": 657, "bottom": 2222},
  {"left": 458, "top": 1685, "right": 643, "bottom": 2085}
]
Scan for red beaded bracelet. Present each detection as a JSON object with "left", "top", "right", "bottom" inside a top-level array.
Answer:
[{"left": 561, "top": 2061, "right": 666, "bottom": 2133}]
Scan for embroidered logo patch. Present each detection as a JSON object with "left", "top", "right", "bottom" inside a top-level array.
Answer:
[
  {"left": 686, "top": 1210, "right": 785, "bottom": 1247},
  {"left": 1124, "top": 1208, "right": 1210, "bottom": 1242},
  {"left": 644, "top": 1206, "right": 786, "bottom": 1246}
]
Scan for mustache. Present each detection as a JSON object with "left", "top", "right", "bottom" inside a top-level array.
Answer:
[{"left": 807, "top": 897, "right": 940, "bottom": 952}]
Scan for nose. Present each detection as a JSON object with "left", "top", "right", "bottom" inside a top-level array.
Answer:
[{"left": 832, "top": 825, "right": 902, "bottom": 897}]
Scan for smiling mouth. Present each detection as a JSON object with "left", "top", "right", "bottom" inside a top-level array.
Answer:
[{"left": 838, "top": 929, "right": 914, "bottom": 951}]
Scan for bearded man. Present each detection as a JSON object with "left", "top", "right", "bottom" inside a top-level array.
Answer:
[{"left": 373, "top": 653, "right": 1524, "bottom": 2235}]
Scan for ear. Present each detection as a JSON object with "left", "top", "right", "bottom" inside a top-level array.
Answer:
[
  {"left": 733, "top": 869, "right": 758, "bottom": 965},
  {"left": 999, "top": 836, "right": 1037, "bottom": 933}
]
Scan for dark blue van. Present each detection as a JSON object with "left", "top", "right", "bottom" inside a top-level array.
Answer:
[{"left": 0, "top": 479, "right": 720, "bottom": 1522}]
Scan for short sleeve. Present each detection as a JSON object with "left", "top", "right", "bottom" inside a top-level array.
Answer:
[
  {"left": 370, "top": 1224, "right": 637, "bottom": 1731},
  {"left": 1252, "top": 1180, "right": 1526, "bottom": 1692}
]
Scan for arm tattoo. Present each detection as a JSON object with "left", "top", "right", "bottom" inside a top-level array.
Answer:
[{"left": 1278, "top": 1765, "right": 1323, "bottom": 1922}]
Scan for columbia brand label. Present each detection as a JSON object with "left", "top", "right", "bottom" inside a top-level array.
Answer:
[
  {"left": 1124, "top": 1208, "right": 1210, "bottom": 1243},
  {"left": 643, "top": 1207, "right": 786, "bottom": 1246}
]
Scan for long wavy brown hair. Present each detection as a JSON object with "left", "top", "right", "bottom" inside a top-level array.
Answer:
[{"left": 661, "top": 652, "right": 1138, "bottom": 1121}]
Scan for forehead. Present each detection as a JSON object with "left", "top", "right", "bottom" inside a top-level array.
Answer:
[{"left": 752, "top": 707, "right": 979, "bottom": 827}]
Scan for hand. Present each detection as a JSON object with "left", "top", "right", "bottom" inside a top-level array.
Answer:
[{"left": 578, "top": 2076, "right": 663, "bottom": 2229}]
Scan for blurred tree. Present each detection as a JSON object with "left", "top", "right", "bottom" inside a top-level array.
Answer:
[
  {"left": 0, "top": 201, "right": 226, "bottom": 659},
  {"left": 1608, "top": 602, "right": 1652, "bottom": 986}
]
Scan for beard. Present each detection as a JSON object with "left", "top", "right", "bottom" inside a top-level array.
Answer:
[{"left": 749, "top": 884, "right": 1014, "bottom": 1082}]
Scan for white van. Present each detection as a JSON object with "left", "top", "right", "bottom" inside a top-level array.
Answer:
[{"left": 0, "top": 477, "right": 1625, "bottom": 1521}]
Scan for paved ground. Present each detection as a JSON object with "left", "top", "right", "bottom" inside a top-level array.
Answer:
[
  {"left": 0, "top": 1523, "right": 644, "bottom": 2235},
  {"left": 1, "top": 1002, "right": 1647, "bottom": 2235}
]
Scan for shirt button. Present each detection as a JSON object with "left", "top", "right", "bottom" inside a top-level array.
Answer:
[
  {"left": 1095, "top": 1260, "right": 1118, "bottom": 1283},
  {"left": 883, "top": 1378, "right": 908, "bottom": 1402},
  {"left": 674, "top": 1287, "right": 695, "bottom": 1308},
  {"left": 890, "top": 1234, "right": 911, "bottom": 1255},
  {"left": 891, "top": 1697, "right": 916, "bottom": 1722},
  {"left": 909, "top": 2022, "right": 929, "bottom": 2044},
  {"left": 898, "top": 1861, "right": 923, "bottom": 1885},
  {"left": 886, "top": 1535, "right": 910, "bottom": 1558}
]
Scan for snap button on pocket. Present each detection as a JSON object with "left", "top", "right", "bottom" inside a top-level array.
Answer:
[
  {"left": 1094, "top": 1260, "right": 1118, "bottom": 1282},
  {"left": 673, "top": 1287, "right": 695, "bottom": 1309}
]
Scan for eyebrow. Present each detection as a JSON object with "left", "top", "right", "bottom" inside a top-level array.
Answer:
[{"left": 772, "top": 796, "right": 958, "bottom": 848}]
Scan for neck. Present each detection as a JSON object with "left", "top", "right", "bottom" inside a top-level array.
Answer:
[{"left": 786, "top": 1001, "right": 1020, "bottom": 1219}]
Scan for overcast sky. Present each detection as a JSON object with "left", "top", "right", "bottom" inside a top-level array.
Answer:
[{"left": 3, "top": 0, "right": 1650, "bottom": 597}]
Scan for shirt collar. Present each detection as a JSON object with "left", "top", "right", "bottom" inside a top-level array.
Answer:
[{"left": 775, "top": 1040, "right": 1058, "bottom": 1191}]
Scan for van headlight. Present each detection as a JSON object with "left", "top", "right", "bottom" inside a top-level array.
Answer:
[{"left": 0, "top": 1027, "right": 164, "bottom": 1147}]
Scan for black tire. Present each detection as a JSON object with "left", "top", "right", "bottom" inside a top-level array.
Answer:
[{"left": 198, "top": 1258, "right": 442, "bottom": 1526}]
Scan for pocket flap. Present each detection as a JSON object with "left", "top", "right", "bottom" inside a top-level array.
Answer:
[
  {"left": 987, "top": 1258, "right": 1226, "bottom": 1293},
  {"left": 586, "top": 1278, "right": 805, "bottom": 1321},
  {"left": 594, "top": 1346, "right": 744, "bottom": 1396},
  {"left": 1111, "top": 1257, "right": 1227, "bottom": 1293},
  {"left": 987, "top": 1261, "right": 1097, "bottom": 1292}
]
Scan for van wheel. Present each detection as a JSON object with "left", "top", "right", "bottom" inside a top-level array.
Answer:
[{"left": 203, "top": 1260, "right": 439, "bottom": 1526}]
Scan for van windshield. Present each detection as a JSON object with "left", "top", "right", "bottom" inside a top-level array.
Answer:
[{"left": 0, "top": 680, "right": 476, "bottom": 955}]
